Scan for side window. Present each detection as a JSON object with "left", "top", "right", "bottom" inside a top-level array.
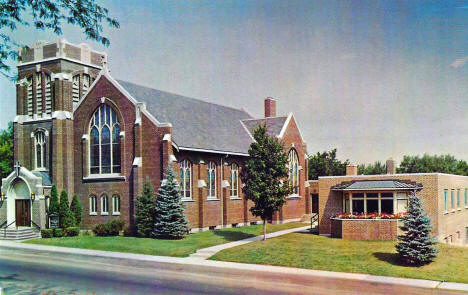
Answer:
[{"left": 179, "top": 160, "right": 192, "bottom": 199}]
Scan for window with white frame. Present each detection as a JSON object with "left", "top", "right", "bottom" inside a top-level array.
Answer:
[
  {"left": 112, "top": 194, "right": 120, "bottom": 215},
  {"left": 230, "top": 163, "right": 239, "bottom": 197},
  {"left": 288, "top": 149, "right": 299, "bottom": 194},
  {"left": 345, "top": 192, "right": 403, "bottom": 214},
  {"left": 207, "top": 161, "right": 216, "bottom": 198},
  {"left": 444, "top": 189, "right": 448, "bottom": 212},
  {"left": 451, "top": 189, "right": 455, "bottom": 210},
  {"left": 89, "top": 104, "right": 121, "bottom": 175},
  {"left": 101, "top": 194, "right": 109, "bottom": 214},
  {"left": 179, "top": 160, "right": 192, "bottom": 199},
  {"left": 89, "top": 195, "right": 97, "bottom": 215},
  {"left": 34, "top": 131, "right": 46, "bottom": 169}
]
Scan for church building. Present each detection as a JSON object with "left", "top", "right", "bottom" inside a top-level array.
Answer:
[{"left": 0, "top": 39, "right": 310, "bottom": 237}]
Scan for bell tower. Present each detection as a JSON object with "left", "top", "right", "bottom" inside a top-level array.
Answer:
[{"left": 14, "top": 39, "right": 106, "bottom": 194}]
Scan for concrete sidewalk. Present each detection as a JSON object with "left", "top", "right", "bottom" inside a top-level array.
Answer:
[
  {"left": 0, "top": 239, "right": 467, "bottom": 293},
  {"left": 189, "top": 225, "right": 310, "bottom": 259}
]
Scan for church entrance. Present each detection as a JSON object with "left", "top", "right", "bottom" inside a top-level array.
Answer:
[{"left": 15, "top": 200, "right": 31, "bottom": 226}]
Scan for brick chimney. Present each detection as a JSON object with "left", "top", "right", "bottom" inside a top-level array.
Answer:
[
  {"left": 346, "top": 164, "right": 358, "bottom": 176},
  {"left": 264, "top": 97, "right": 276, "bottom": 117},
  {"left": 386, "top": 158, "right": 396, "bottom": 174}
]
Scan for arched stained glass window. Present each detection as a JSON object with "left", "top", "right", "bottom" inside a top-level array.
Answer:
[
  {"left": 89, "top": 104, "right": 121, "bottom": 175},
  {"left": 179, "top": 160, "right": 192, "bottom": 199},
  {"left": 34, "top": 131, "right": 46, "bottom": 169},
  {"left": 230, "top": 163, "right": 239, "bottom": 197},
  {"left": 207, "top": 161, "right": 217, "bottom": 198},
  {"left": 288, "top": 149, "right": 299, "bottom": 194}
]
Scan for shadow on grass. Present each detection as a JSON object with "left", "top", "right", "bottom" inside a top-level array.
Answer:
[
  {"left": 373, "top": 252, "right": 414, "bottom": 267},
  {"left": 213, "top": 230, "right": 256, "bottom": 242}
]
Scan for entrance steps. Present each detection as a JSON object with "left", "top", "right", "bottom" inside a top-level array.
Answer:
[{"left": 0, "top": 227, "right": 41, "bottom": 241}]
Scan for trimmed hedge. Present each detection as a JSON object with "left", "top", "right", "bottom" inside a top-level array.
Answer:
[
  {"left": 53, "top": 228, "right": 64, "bottom": 237},
  {"left": 65, "top": 227, "right": 80, "bottom": 237},
  {"left": 93, "top": 220, "right": 125, "bottom": 237},
  {"left": 41, "top": 229, "right": 53, "bottom": 238}
]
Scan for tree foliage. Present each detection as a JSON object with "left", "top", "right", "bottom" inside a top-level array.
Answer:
[
  {"left": 153, "top": 167, "right": 189, "bottom": 239},
  {"left": 135, "top": 179, "right": 156, "bottom": 238},
  {"left": 0, "top": 122, "right": 13, "bottom": 179},
  {"left": 241, "top": 125, "right": 290, "bottom": 241},
  {"left": 397, "top": 154, "right": 468, "bottom": 176},
  {"left": 308, "top": 148, "right": 349, "bottom": 180},
  {"left": 357, "top": 161, "right": 387, "bottom": 175},
  {"left": 70, "top": 194, "right": 82, "bottom": 227},
  {"left": 48, "top": 184, "right": 59, "bottom": 216},
  {"left": 0, "top": 0, "right": 119, "bottom": 78},
  {"left": 59, "top": 189, "right": 75, "bottom": 228},
  {"left": 396, "top": 193, "right": 438, "bottom": 265}
]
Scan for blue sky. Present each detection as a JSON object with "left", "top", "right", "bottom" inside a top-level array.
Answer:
[{"left": 1, "top": 0, "right": 467, "bottom": 164}]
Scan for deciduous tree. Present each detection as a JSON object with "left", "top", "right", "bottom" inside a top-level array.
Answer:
[
  {"left": 308, "top": 149, "right": 349, "bottom": 180},
  {"left": 241, "top": 125, "right": 290, "bottom": 241}
]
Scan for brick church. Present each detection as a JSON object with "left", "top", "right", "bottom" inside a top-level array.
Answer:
[{"left": 0, "top": 39, "right": 310, "bottom": 233}]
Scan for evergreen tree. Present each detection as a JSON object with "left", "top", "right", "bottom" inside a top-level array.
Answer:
[
  {"left": 48, "top": 184, "right": 59, "bottom": 216},
  {"left": 59, "top": 190, "right": 75, "bottom": 228},
  {"left": 153, "top": 167, "right": 189, "bottom": 239},
  {"left": 70, "top": 194, "right": 83, "bottom": 227},
  {"left": 396, "top": 193, "right": 438, "bottom": 265},
  {"left": 241, "top": 125, "right": 290, "bottom": 241},
  {"left": 135, "top": 179, "right": 156, "bottom": 238}
]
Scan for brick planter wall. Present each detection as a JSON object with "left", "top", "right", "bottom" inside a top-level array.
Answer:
[{"left": 331, "top": 218, "right": 400, "bottom": 240}]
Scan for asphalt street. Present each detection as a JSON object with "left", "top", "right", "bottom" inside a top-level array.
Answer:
[{"left": 0, "top": 247, "right": 464, "bottom": 295}]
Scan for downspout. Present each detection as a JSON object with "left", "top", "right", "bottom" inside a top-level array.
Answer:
[{"left": 220, "top": 155, "right": 229, "bottom": 228}]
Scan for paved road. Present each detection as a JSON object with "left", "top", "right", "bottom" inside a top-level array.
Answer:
[{"left": 0, "top": 247, "right": 464, "bottom": 295}]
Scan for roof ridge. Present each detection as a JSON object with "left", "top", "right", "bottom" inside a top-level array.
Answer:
[
  {"left": 241, "top": 116, "right": 288, "bottom": 122},
  {"left": 116, "top": 79, "right": 252, "bottom": 116}
]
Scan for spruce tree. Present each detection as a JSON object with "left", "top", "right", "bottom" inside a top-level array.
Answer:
[
  {"left": 396, "top": 193, "right": 438, "bottom": 265},
  {"left": 48, "top": 184, "right": 59, "bottom": 216},
  {"left": 153, "top": 167, "right": 189, "bottom": 239},
  {"left": 241, "top": 125, "right": 290, "bottom": 241},
  {"left": 59, "top": 190, "right": 75, "bottom": 228},
  {"left": 135, "top": 179, "right": 156, "bottom": 238},
  {"left": 70, "top": 194, "right": 83, "bottom": 227}
]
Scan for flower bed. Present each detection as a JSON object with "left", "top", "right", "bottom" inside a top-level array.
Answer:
[{"left": 332, "top": 212, "right": 405, "bottom": 219}]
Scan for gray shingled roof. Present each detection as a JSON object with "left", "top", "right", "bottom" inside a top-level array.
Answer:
[
  {"left": 332, "top": 180, "right": 422, "bottom": 191},
  {"left": 117, "top": 80, "right": 254, "bottom": 154},
  {"left": 32, "top": 171, "right": 52, "bottom": 187},
  {"left": 241, "top": 117, "right": 288, "bottom": 138}
]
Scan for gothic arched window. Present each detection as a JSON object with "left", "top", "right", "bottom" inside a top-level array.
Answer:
[
  {"left": 207, "top": 161, "right": 217, "bottom": 198},
  {"left": 179, "top": 160, "right": 192, "bottom": 199},
  {"left": 230, "top": 163, "right": 239, "bottom": 197},
  {"left": 89, "top": 104, "right": 121, "bottom": 175},
  {"left": 34, "top": 131, "right": 46, "bottom": 170},
  {"left": 288, "top": 149, "right": 299, "bottom": 194}
]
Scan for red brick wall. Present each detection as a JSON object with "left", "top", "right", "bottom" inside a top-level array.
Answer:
[{"left": 331, "top": 218, "right": 399, "bottom": 240}]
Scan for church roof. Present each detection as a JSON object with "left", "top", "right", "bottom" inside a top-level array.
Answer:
[
  {"left": 117, "top": 80, "right": 255, "bottom": 155},
  {"left": 31, "top": 171, "right": 52, "bottom": 187},
  {"left": 241, "top": 117, "right": 288, "bottom": 138}
]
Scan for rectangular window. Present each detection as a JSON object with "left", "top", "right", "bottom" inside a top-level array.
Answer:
[
  {"left": 366, "top": 199, "right": 378, "bottom": 213},
  {"left": 444, "top": 189, "right": 448, "bottom": 211},
  {"left": 381, "top": 199, "right": 394, "bottom": 214},
  {"left": 451, "top": 190, "right": 454, "bottom": 210},
  {"left": 352, "top": 199, "right": 364, "bottom": 214},
  {"left": 457, "top": 189, "right": 460, "bottom": 208},
  {"left": 465, "top": 189, "right": 467, "bottom": 207}
]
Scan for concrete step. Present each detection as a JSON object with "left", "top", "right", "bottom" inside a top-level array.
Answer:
[{"left": 0, "top": 227, "right": 41, "bottom": 241}]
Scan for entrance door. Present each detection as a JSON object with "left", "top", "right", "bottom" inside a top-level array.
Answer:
[{"left": 15, "top": 200, "right": 31, "bottom": 226}]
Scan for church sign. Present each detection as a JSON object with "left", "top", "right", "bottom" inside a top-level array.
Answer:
[{"left": 49, "top": 214, "right": 59, "bottom": 229}]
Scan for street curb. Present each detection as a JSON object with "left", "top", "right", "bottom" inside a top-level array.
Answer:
[{"left": 1, "top": 240, "right": 467, "bottom": 292}]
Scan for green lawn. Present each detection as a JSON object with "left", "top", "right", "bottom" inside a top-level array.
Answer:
[
  {"left": 210, "top": 232, "right": 468, "bottom": 284},
  {"left": 24, "top": 222, "right": 306, "bottom": 257}
]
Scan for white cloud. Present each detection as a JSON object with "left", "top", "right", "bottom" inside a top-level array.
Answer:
[{"left": 450, "top": 56, "right": 468, "bottom": 68}]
